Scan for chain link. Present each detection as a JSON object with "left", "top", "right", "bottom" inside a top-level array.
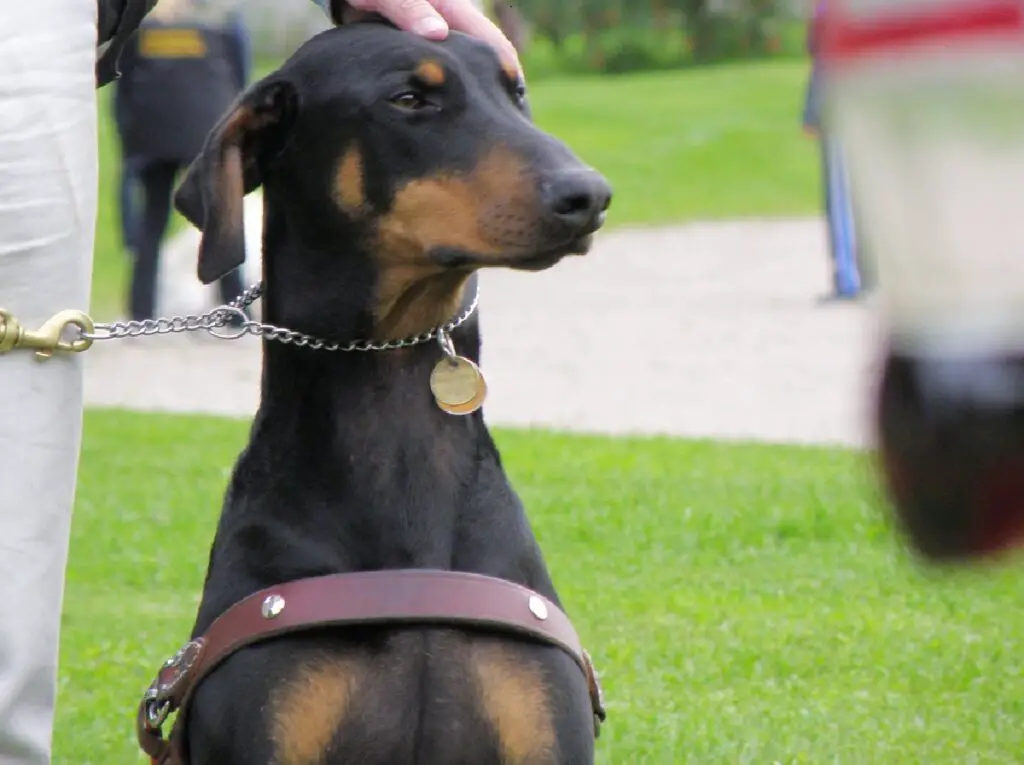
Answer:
[{"left": 81, "top": 282, "right": 480, "bottom": 353}]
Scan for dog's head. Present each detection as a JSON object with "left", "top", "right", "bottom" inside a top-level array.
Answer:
[{"left": 175, "top": 22, "right": 612, "bottom": 338}]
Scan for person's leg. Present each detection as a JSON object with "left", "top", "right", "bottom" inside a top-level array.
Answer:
[
  {"left": 234, "top": 15, "right": 252, "bottom": 87},
  {"left": 817, "top": 136, "right": 840, "bottom": 297},
  {"left": 823, "top": 133, "right": 862, "bottom": 298},
  {"left": 0, "top": 1, "right": 98, "bottom": 762},
  {"left": 130, "top": 159, "right": 178, "bottom": 321},
  {"left": 119, "top": 156, "right": 142, "bottom": 253}
]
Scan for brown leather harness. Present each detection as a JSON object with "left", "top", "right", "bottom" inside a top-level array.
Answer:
[{"left": 137, "top": 569, "right": 606, "bottom": 765}]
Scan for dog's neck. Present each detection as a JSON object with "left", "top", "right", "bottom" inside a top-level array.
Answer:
[
  {"left": 256, "top": 267, "right": 482, "bottom": 411},
  {"left": 254, "top": 228, "right": 484, "bottom": 431},
  {"left": 228, "top": 204, "right": 504, "bottom": 577},
  {"left": 255, "top": 302, "right": 483, "bottom": 437}
]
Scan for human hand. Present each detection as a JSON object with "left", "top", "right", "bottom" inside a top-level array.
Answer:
[{"left": 338, "top": 0, "right": 521, "bottom": 77}]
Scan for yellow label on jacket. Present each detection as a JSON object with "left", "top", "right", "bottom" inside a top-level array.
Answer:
[{"left": 138, "top": 28, "right": 208, "bottom": 59}]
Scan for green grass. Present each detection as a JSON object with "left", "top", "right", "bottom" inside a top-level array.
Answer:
[
  {"left": 526, "top": 62, "right": 819, "bottom": 226},
  {"left": 91, "top": 60, "right": 819, "bottom": 319},
  {"left": 59, "top": 410, "right": 1024, "bottom": 763},
  {"left": 94, "top": 86, "right": 126, "bottom": 322}
]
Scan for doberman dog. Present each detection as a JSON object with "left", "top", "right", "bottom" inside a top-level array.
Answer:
[{"left": 160, "top": 18, "right": 612, "bottom": 765}]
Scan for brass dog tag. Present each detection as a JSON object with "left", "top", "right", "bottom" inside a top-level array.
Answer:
[
  {"left": 440, "top": 372, "right": 488, "bottom": 416},
  {"left": 430, "top": 356, "right": 487, "bottom": 415}
]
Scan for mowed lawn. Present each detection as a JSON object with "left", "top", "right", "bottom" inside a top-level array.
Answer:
[
  {"left": 90, "top": 59, "right": 820, "bottom": 318},
  {"left": 60, "top": 411, "right": 1024, "bottom": 764}
]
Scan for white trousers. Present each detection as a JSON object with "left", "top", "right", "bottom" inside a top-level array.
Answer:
[{"left": 0, "top": 1, "right": 98, "bottom": 763}]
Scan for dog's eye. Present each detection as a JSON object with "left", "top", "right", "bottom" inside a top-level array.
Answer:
[
  {"left": 390, "top": 91, "right": 432, "bottom": 112},
  {"left": 513, "top": 82, "right": 527, "bottom": 108}
]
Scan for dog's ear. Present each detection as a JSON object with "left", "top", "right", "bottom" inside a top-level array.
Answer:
[{"left": 175, "top": 78, "right": 299, "bottom": 285}]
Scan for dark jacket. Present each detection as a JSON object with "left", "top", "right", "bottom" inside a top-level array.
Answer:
[{"left": 114, "top": 18, "right": 243, "bottom": 163}]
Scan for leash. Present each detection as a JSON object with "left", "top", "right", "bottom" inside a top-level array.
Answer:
[
  {"left": 0, "top": 278, "right": 487, "bottom": 414},
  {"left": 0, "top": 280, "right": 478, "bottom": 354}
]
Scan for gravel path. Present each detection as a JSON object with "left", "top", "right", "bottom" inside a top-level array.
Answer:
[{"left": 83, "top": 217, "right": 882, "bottom": 448}]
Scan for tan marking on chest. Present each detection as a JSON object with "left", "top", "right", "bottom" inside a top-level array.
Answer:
[
  {"left": 471, "top": 642, "right": 557, "bottom": 764},
  {"left": 269, "top": 659, "right": 358, "bottom": 765}
]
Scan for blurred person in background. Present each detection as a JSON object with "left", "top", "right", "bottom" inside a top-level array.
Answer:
[
  {"left": 117, "top": 7, "right": 250, "bottom": 258},
  {"left": 466, "top": 0, "right": 527, "bottom": 53},
  {"left": 491, "top": 2, "right": 527, "bottom": 53},
  {"left": 113, "top": 0, "right": 251, "bottom": 323},
  {"left": 803, "top": 0, "right": 865, "bottom": 302}
]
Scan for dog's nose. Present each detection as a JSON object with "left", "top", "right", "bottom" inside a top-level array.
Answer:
[{"left": 541, "top": 170, "right": 613, "bottom": 233}]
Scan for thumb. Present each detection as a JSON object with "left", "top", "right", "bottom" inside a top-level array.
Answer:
[{"left": 348, "top": 0, "right": 450, "bottom": 38}]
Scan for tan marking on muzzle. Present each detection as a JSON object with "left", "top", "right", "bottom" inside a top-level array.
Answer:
[
  {"left": 376, "top": 146, "right": 538, "bottom": 263},
  {"left": 370, "top": 147, "right": 539, "bottom": 340}
]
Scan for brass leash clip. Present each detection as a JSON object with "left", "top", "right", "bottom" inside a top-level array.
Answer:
[{"left": 0, "top": 309, "right": 95, "bottom": 360}]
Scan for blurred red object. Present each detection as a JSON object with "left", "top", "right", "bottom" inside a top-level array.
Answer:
[
  {"left": 820, "top": 0, "right": 1024, "bottom": 61},
  {"left": 820, "top": 0, "right": 1024, "bottom": 563}
]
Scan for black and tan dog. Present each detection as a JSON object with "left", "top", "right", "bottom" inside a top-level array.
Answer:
[{"left": 168, "top": 19, "right": 611, "bottom": 765}]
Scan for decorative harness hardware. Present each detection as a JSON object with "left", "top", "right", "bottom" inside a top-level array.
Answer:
[{"left": 137, "top": 569, "right": 606, "bottom": 765}]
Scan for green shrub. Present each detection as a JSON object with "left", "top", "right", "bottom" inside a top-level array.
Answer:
[{"left": 515, "top": 0, "right": 808, "bottom": 79}]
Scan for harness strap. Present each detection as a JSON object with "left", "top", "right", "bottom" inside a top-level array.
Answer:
[{"left": 137, "top": 569, "right": 606, "bottom": 765}]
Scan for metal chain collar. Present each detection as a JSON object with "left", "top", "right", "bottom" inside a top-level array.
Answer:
[{"left": 80, "top": 281, "right": 481, "bottom": 353}]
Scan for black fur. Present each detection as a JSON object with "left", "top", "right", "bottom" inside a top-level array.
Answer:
[{"left": 174, "top": 21, "right": 611, "bottom": 765}]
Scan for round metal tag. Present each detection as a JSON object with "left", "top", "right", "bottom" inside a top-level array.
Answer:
[
  {"left": 440, "top": 374, "right": 488, "bottom": 416},
  {"left": 430, "top": 356, "right": 486, "bottom": 414}
]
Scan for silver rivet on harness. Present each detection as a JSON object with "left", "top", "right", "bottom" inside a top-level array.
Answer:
[
  {"left": 261, "top": 594, "right": 286, "bottom": 619},
  {"left": 528, "top": 595, "right": 549, "bottom": 621}
]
